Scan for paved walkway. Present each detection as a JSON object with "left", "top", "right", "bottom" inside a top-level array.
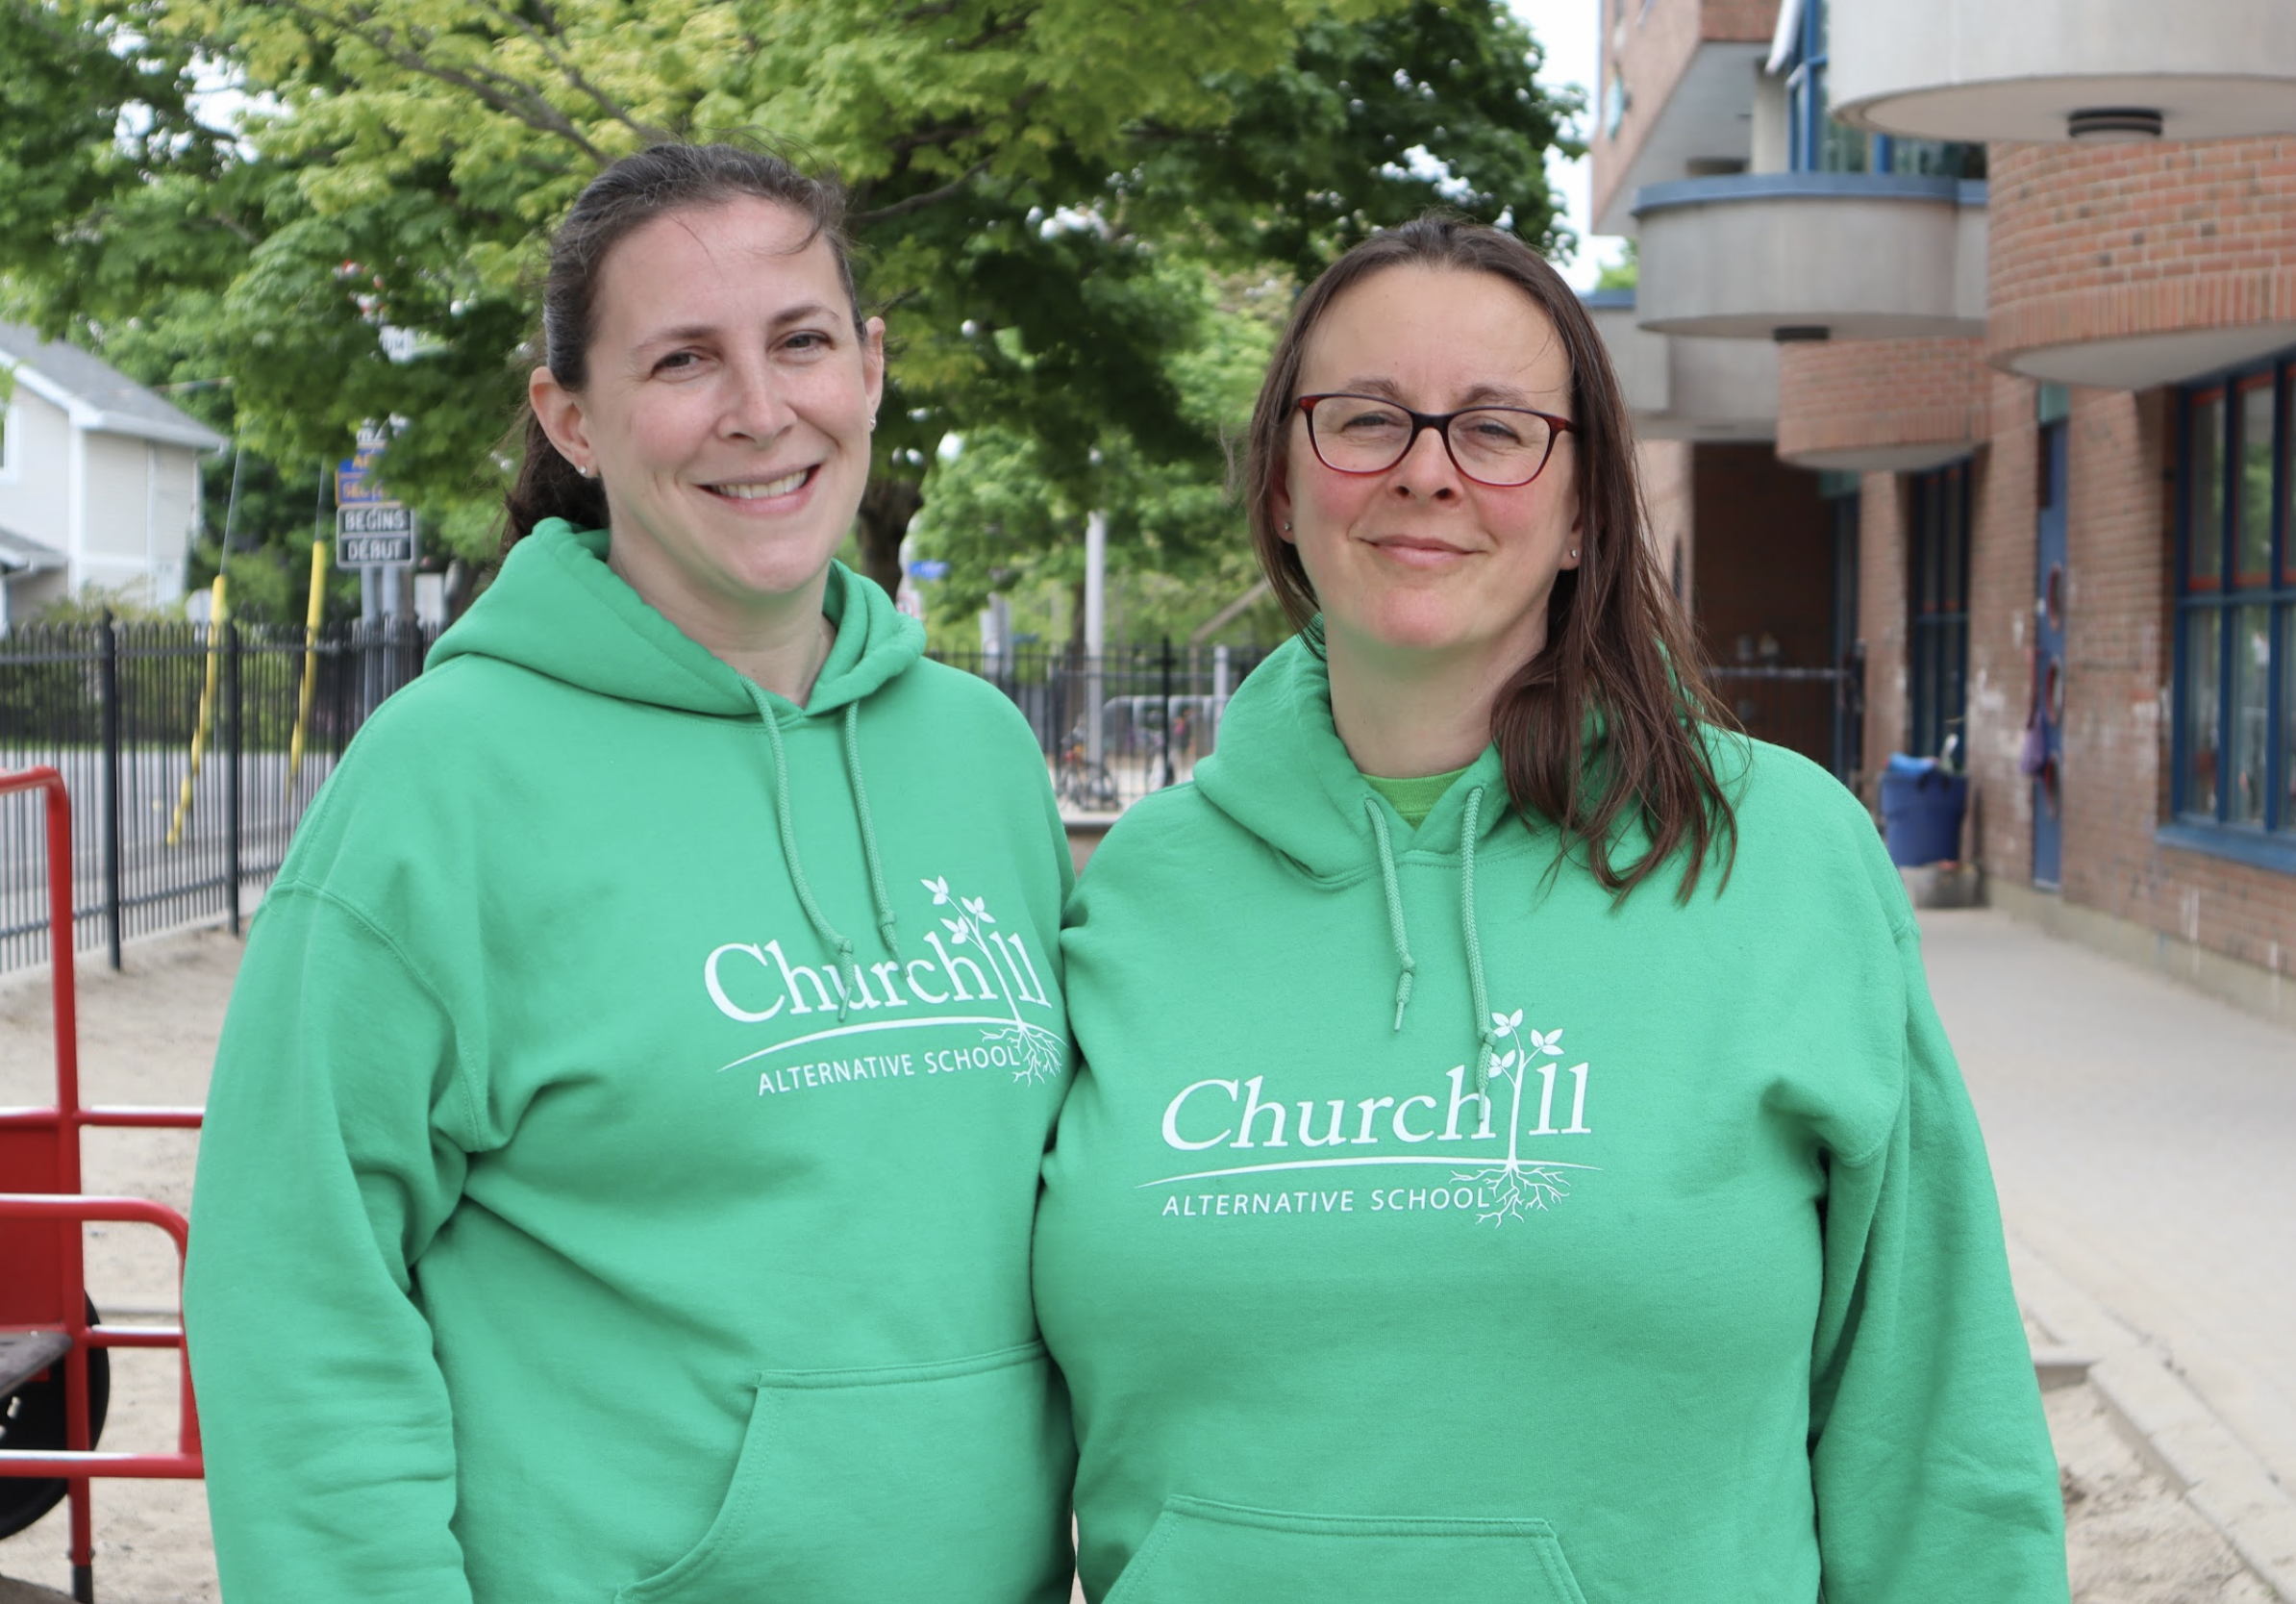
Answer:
[{"left": 1924, "top": 907, "right": 2296, "bottom": 1591}]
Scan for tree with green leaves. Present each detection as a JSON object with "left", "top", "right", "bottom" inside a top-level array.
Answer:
[{"left": 1, "top": 0, "right": 1579, "bottom": 614}]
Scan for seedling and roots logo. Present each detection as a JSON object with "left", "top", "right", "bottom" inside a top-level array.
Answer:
[
  {"left": 1457, "top": 1011, "right": 1581, "bottom": 1227},
  {"left": 922, "top": 876, "right": 1064, "bottom": 1084}
]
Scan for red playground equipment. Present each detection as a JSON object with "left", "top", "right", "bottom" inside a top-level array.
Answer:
[{"left": 0, "top": 766, "right": 204, "bottom": 1601}]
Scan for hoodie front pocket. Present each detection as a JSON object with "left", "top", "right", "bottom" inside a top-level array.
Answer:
[
  {"left": 1102, "top": 1495, "right": 1589, "bottom": 1604},
  {"left": 616, "top": 1340, "right": 1070, "bottom": 1604}
]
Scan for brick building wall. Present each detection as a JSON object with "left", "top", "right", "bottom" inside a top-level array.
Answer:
[
  {"left": 1639, "top": 437, "right": 1696, "bottom": 607},
  {"left": 1844, "top": 367, "right": 2296, "bottom": 978},
  {"left": 1589, "top": 0, "right": 1778, "bottom": 226},
  {"left": 1775, "top": 338, "right": 1989, "bottom": 468},
  {"left": 2050, "top": 388, "right": 2296, "bottom": 977},
  {"left": 1857, "top": 469, "right": 1909, "bottom": 792},
  {"left": 1989, "top": 138, "right": 2296, "bottom": 373},
  {"left": 1965, "top": 373, "right": 2039, "bottom": 882}
]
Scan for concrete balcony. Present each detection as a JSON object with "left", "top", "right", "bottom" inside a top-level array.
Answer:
[
  {"left": 1830, "top": 0, "right": 2296, "bottom": 144},
  {"left": 1633, "top": 173, "right": 1987, "bottom": 342},
  {"left": 1587, "top": 292, "right": 1780, "bottom": 443},
  {"left": 1591, "top": 38, "right": 1770, "bottom": 237}
]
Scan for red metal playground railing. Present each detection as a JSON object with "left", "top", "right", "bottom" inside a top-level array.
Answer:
[{"left": 0, "top": 765, "right": 204, "bottom": 1603}]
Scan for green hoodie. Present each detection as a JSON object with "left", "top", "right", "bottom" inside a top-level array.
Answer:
[
  {"left": 185, "top": 523, "right": 1076, "bottom": 1604},
  {"left": 1035, "top": 636, "right": 2067, "bottom": 1604}
]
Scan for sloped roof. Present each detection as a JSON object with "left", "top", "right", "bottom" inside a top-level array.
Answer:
[
  {"left": 0, "top": 322, "right": 228, "bottom": 451},
  {"left": 0, "top": 523, "right": 68, "bottom": 575}
]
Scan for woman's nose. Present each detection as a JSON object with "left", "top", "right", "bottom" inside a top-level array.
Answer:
[
  {"left": 1389, "top": 422, "right": 1460, "bottom": 498},
  {"left": 720, "top": 360, "right": 793, "bottom": 440}
]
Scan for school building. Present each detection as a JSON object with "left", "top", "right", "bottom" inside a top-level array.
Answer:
[{"left": 1587, "top": 0, "right": 2296, "bottom": 1018}]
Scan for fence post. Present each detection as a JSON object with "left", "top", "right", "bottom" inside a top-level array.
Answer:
[
  {"left": 1158, "top": 636, "right": 1175, "bottom": 790},
  {"left": 224, "top": 614, "right": 242, "bottom": 937},
  {"left": 99, "top": 612, "right": 122, "bottom": 971}
]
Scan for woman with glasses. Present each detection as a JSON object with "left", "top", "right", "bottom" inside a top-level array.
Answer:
[{"left": 1033, "top": 216, "right": 2068, "bottom": 1603}]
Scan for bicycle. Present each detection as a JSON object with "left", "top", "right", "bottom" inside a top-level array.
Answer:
[{"left": 1057, "top": 731, "right": 1119, "bottom": 812}]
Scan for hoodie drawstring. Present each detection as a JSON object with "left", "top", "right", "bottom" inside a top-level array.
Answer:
[
  {"left": 842, "top": 701, "right": 902, "bottom": 962},
  {"left": 749, "top": 687, "right": 861, "bottom": 1019},
  {"left": 1460, "top": 786, "right": 1501, "bottom": 1092},
  {"left": 1365, "top": 785, "right": 1502, "bottom": 1092},
  {"left": 1362, "top": 799, "right": 1417, "bottom": 1032}
]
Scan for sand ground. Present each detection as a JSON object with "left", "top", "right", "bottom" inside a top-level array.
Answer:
[{"left": 0, "top": 926, "right": 2279, "bottom": 1602}]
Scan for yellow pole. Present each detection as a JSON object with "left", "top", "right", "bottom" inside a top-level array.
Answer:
[
  {"left": 286, "top": 539, "right": 327, "bottom": 796},
  {"left": 167, "top": 574, "right": 229, "bottom": 847}
]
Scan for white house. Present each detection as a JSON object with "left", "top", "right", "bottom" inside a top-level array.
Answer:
[{"left": 0, "top": 322, "right": 227, "bottom": 630}]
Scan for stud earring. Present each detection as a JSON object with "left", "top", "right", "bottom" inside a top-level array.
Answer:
[
  {"left": 1569, "top": 546, "right": 1579, "bottom": 559},
  {"left": 1282, "top": 521, "right": 1293, "bottom": 533}
]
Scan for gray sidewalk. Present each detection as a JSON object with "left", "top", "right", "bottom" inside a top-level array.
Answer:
[{"left": 1924, "top": 907, "right": 2296, "bottom": 1595}]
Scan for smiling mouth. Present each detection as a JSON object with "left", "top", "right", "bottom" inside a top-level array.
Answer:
[
  {"left": 1368, "top": 536, "right": 1469, "bottom": 559},
  {"left": 707, "top": 466, "right": 814, "bottom": 501}
]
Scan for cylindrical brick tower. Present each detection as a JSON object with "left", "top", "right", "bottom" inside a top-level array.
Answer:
[{"left": 1987, "top": 138, "right": 2296, "bottom": 388}]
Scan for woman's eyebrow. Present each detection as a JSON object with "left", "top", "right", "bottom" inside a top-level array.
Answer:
[
  {"left": 633, "top": 305, "right": 842, "bottom": 352},
  {"left": 1337, "top": 375, "right": 1542, "bottom": 407},
  {"left": 636, "top": 322, "right": 720, "bottom": 351},
  {"left": 766, "top": 301, "right": 842, "bottom": 328}
]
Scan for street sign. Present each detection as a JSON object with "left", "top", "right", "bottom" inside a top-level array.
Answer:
[
  {"left": 336, "top": 446, "right": 389, "bottom": 509},
  {"left": 336, "top": 504, "right": 416, "bottom": 567}
]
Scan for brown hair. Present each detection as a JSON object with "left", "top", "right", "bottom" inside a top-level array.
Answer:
[
  {"left": 1242, "top": 214, "right": 1736, "bottom": 899},
  {"left": 505, "top": 141, "right": 861, "bottom": 542}
]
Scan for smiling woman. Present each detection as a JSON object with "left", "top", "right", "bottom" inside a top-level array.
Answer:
[
  {"left": 1035, "top": 216, "right": 2073, "bottom": 1603},
  {"left": 526, "top": 192, "right": 884, "bottom": 695},
  {"left": 183, "top": 144, "right": 1078, "bottom": 1604}
]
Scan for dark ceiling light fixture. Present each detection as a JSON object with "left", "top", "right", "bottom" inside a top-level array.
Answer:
[
  {"left": 1773, "top": 325, "right": 1832, "bottom": 343},
  {"left": 2068, "top": 107, "right": 2165, "bottom": 143}
]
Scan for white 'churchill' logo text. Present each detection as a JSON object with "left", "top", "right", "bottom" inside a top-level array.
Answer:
[{"left": 1146, "top": 1010, "right": 1597, "bottom": 1227}]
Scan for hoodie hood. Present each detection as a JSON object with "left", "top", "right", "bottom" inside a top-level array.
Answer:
[
  {"left": 430, "top": 518, "right": 925, "bottom": 1007},
  {"left": 1192, "top": 630, "right": 1513, "bottom": 880},
  {"left": 430, "top": 520, "right": 922, "bottom": 717},
  {"left": 1192, "top": 629, "right": 1523, "bottom": 1086}
]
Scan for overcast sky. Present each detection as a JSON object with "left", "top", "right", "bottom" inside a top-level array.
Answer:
[{"left": 1506, "top": 0, "right": 1620, "bottom": 287}]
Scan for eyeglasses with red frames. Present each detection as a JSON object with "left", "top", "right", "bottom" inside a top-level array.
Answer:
[{"left": 1295, "top": 393, "right": 1577, "bottom": 488}]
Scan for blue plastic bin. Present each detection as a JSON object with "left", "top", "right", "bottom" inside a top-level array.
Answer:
[{"left": 1879, "top": 754, "right": 1968, "bottom": 866}]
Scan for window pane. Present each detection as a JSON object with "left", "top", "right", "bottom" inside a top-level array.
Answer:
[
  {"left": 2283, "top": 608, "right": 2296, "bottom": 834},
  {"left": 1944, "top": 617, "right": 1966, "bottom": 755},
  {"left": 2287, "top": 453, "right": 2296, "bottom": 584},
  {"left": 2188, "top": 390, "right": 2224, "bottom": 589},
  {"left": 1946, "top": 469, "right": 1968, "bottom": 608},
  {"left": 2237, "top": 380, "right": 2274, "bottom": 585},
  {"left": 2184, "top": 610, "right": 2221, "bottom": 815},
  {"left": 2230, "top": 605, "right": 2270, "bottom": 825}
]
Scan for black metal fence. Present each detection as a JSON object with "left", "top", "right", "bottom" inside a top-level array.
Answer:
[
  {"left": 926, "top": 640, "right": 1277, "bottom": 814},
  {"left": 929, "top": 647, "right": 1862, "bottom": 813},
  {"left": 1, "top": 617, "right": 440, "bottom": 975},
  {"left": 2, "top": 622, "right": 1859, "bottom": 976}
]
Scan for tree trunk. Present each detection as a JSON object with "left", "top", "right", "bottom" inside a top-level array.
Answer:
[{"left": 857, "top": 477, "right": 923, "bottom": 598}]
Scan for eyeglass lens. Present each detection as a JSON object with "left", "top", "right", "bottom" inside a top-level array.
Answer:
[{"left": 1309, "top": 398, "right": 1555, "bottom": 487}]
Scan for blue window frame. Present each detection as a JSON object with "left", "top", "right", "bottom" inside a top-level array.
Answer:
[
  {"left": 1781, "top": 0, "right": 1984, "bottom": 178},
  {"left": 1908, "top": 462, "right": 1971, "bottom": 762},
  {"left": 2173, "top": 359, "right": 2296, "bottom": 861}
]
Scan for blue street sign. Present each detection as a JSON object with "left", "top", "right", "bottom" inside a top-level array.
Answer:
[
  {"left": 906, "top": 560, "right": 951, "bottom": 580},
  {"left": 336, "top": 452, "right": 388, "bottom": 508}
]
